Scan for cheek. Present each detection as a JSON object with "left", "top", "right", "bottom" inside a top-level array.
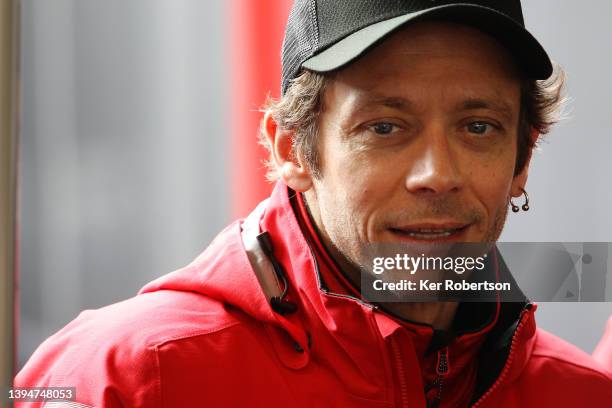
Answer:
[
  {"left": 467, "top": 150, "right": 516, "bottom": 213},
  {"left": 318, "top": 142, "right": 403, "bottom": 242},
  {"left": 324, "top": 145, "right": 401, "bottom": 212}
]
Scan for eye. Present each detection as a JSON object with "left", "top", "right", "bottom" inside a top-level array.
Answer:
[
  {"left": 466, "top": 121, "right": 496, "bottom": 135},
  {"left": 368, "top": 122, "right": 401, "bottom": 135}
]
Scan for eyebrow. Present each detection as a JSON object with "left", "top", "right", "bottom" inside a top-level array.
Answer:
[
  {"left": 349, "top": 95, "right": 516, "bottom": 122},
  {"left": 351, "top": 95, "right": 413, "bottom": 115},
  {"left": 457, "top": 98, "right": 515, "bottom": 122}
]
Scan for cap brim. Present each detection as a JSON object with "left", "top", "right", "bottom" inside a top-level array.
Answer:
[{"left": 302, "top": 4, "right": 553, "bottom": 80}]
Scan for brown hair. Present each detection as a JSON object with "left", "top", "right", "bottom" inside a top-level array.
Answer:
[{"left": 259, "top": 64, "right": 566, "bottom": 181}]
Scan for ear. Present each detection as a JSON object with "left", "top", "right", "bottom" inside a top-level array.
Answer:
[
  {"left": 263, "top": 110, "right": 313, "bottom": 192},
  {"left": 510, "top": 129, "right": 538, "bottom": 197}
]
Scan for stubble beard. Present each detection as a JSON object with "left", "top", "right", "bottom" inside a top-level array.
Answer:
[{"left": 323, "top": 201, "right": 511, "bottom": 301}]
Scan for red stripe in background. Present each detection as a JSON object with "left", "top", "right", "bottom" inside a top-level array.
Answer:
[{"left": 229, "top": 0, "right": 292, "bottom": 220}]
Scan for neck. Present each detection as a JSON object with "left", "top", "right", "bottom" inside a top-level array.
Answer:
[
  {"left": 301, "top": 190, "right": 459, "bottom": 330},
  {"left": 379, "top": 301, "right": 459, "bottom": 330},
  {"left": 328, "top": 242, "right": 459, "bottom": 329}
]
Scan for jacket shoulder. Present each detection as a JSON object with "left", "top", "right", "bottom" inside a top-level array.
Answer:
[
  {"left": 531, "top": 328, "right": 612, "bottom": 381},
  {"left": 519, "top": 328, "right": 612, "bottom": 403},
  {"left": 492, "top": 328, "right": 612, "bottom": 407},
  {"left": 15, "top": 290, "right": 243, "bottom": 407}
]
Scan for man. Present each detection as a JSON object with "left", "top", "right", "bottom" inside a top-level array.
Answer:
[{"left": 16, "top": 1, "right": 612, "bottom": 407}]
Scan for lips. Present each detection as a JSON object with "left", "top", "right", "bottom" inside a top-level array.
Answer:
[{"left": 390, "top": 223, "right": 470, "bottom": 241}]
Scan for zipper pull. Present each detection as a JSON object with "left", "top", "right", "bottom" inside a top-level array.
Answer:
[
  {"left": 436, "top": 346, "right": 449, "bottom": 376},
  {"left": 430, "top": 346, "right": 450, "bottom": 407}
]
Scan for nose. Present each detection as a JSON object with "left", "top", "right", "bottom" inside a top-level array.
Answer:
[{"left": 404, "top": 128, "right": 463, "bottom": 195}]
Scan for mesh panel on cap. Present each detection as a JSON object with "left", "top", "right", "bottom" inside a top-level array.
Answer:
[
  {"left": 281, "top": 0, "right": 319, "bottom": 94},
  {"left": 315, "top": 0, "right": 523, "bottom": 50}
]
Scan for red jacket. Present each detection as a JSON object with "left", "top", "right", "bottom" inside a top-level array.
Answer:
[
  {"left": 16, "top": 182, "right": 612, "bottom": 407},
  {"left": 594, "top": 317, "right": 612, "bottom": 374}
]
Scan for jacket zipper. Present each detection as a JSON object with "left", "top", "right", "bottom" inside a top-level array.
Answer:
[
  {"left": 390, "top": 337, "right": 409, "bottom": 408},
  {"left": 433, "top": 346, "right": 449, "bottom": 406},
  {"left": 471, "top": 305, "right": 531, "bottom": 407}
]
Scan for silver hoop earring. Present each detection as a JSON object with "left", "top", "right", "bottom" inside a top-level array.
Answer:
[{"left": 510, "top": 187, "right": 529, "bottom": 213}]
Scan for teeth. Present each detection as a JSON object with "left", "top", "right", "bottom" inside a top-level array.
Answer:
[
  {"left": 408, "top": 231, "right": 452, "bottom": 239},
  {"left": 393, "top": 226, "right": 464, "bottom": 239}
]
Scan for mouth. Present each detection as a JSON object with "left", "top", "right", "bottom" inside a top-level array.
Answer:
[{"left": 389, "top": 223, "right": 471, "bottom": 242}]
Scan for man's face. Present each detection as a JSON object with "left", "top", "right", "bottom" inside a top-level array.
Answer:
[{"left": 302, "top": 22, "right": 527, "bottom": 270}]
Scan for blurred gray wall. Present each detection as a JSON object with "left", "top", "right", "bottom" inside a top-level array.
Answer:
[
  {"left": 18, "top": 0, "right": 612, "bottom": 369},
  {"left": 19, "top": 0, "right": 229, "bottom": 367}
]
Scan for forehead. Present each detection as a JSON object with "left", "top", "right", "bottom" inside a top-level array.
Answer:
[{"left": 324, "top": 21, "right": 520, "bottom": 106}]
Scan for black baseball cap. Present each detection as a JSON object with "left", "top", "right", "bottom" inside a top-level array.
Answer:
[{"left": 281, "top": 0, "right": 553, "bottom": 95}]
